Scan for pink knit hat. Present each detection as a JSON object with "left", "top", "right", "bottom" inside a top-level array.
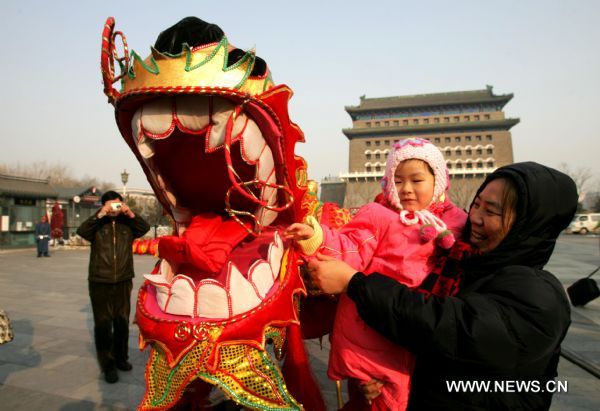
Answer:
[
  {"left": 380, "top": 138, "right": 455, "bottom": 249},
  {"left": 381, "top": 137, "right": 450, "bottom": 211}
]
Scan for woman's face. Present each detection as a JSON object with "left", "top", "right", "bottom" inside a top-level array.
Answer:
[
  {"left": 468, "top": 179, "right": 515, "bottom": 253},
  {"left": 394, "top": 159, "right": 435, "bottom": 211}
]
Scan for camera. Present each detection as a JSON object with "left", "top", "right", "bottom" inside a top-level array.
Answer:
[{"left": 111, "top": 203, "right": 122, "bottom": 211}]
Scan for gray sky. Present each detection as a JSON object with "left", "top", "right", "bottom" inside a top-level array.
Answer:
[{"left": 1, "top": 0, "right": 599, "bottom": 191}]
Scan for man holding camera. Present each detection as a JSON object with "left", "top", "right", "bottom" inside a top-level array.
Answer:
[{"left": 77, "top": 191, "right": 150, "bottom": 383}]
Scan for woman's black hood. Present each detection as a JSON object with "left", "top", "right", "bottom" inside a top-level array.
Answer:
[{"left": 464, "top": 162, "right": 578, "bottom": 274}]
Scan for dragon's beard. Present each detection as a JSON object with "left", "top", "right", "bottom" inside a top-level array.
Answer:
[{"left": 133, "top": 95, "right": 287, "bottom": 320}]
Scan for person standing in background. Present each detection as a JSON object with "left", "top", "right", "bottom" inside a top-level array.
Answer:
[
  {"left": 77, "top": 191, "right": 149, "bottom": 383},
  {"left": 34, "top": 215, "right": 51, "bottom": 257}
]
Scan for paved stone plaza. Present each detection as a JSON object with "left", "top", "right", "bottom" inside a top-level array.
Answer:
[{"left": 0, "top": 235, "right": 598, "bottom": 410}]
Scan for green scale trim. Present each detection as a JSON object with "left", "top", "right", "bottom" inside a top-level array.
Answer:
[
  {"left": 124, "top": 36, "right": 256, "bottom": 91},
  {"left": 149, "top": 349, "right": 188, "bottom": 406},
  {"left": 196, "top": 350, "right": 301, "bottom": 411}
]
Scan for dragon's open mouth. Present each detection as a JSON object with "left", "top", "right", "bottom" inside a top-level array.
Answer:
[{"left": 133, "top": 95, "right": 289, "bottom": 320}]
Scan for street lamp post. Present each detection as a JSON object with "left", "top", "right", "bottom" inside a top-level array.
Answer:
[{"left": 121, "top": 169, "right": 129, "bottom": 196}]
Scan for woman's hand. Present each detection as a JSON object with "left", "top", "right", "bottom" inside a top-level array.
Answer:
[
  {"left": 360, "top": 379, "right": 384, "bottom": 402},
  {"left": 307, "top": 253, "right": 357, "bottom": 294},
  {"left": 283, "top": 223, "right": 314, "bottom": 241}
]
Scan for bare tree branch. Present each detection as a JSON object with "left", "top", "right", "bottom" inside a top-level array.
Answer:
[{"left": 0, "top": 161, "right": 112, "bottom": 188}]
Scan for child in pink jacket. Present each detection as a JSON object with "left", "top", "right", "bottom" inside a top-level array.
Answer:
[{"left": 285, "top": 138, "right": 466, "bottom": 410}]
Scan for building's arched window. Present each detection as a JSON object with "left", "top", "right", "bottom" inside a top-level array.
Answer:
[
  {"left": 375, "top": 166, "right": 381, "bottom": 172},
  {"left": 366, "top": 166, "right": 372, "bottom": 172},
  {"left": 366, "top": 154, "right": 372, "bottom": 160}
]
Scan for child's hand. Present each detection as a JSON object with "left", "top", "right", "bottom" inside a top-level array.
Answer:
[{"left": 283, "top": 223, "right": 314, "bottom": 241}]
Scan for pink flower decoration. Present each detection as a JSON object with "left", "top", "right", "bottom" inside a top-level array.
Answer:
[
  {"left": 436, "top": 230, "right": 455, "bottom": 249},
  {"left": 420, "top": 224, "right": 437, "bottom": 243}
]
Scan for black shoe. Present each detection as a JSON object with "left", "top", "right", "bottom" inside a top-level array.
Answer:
[
  {"left": 104, "top": 368, "right": 119, "bottom": 383},
  {"left": 37, "top": 254, "right": 41, "bottom": 257},
  {"left": 44, "top": 254, "right": 50, "bottom": 257},
  {"left": 116, "top": 361, "right": 132, "bottom": 371}
]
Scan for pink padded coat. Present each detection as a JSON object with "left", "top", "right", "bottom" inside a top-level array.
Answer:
[{"left": 320, "top": 201, "right": 466, "bottom": 410}]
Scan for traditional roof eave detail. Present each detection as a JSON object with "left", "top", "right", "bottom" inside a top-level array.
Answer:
[
  {"left": 345, "top": 88, "right": 513, "bottom": 114},
  {"left": 342, "top": 118, "right": 520, "bottom": 139}
]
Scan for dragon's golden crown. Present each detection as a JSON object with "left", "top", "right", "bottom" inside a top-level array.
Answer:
[{"left": 101, "top": 17, "right": 274, "bottom": 105}]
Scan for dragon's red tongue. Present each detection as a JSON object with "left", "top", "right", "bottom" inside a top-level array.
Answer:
[{"left": 157, "top": 214, "right": 251, "bottom": 273}]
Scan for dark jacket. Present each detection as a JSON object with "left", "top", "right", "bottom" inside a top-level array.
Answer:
[
  {"left": 347, "top": 162, "right": 577, "bottom": 411},
  {"left": 77, "top": 212, "right": 150, "bottom": 283},
  {"left": 35, "top": 221, "right": 51, "bottom": 237}
]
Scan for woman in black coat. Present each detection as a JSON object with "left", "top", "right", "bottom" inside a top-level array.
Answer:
[{"left": 309, "top": 162, "right": 577, "bottom": 411}]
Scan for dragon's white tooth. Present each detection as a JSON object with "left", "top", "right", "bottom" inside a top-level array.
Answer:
[
  {"left": 256, "top": 208, "right": 278, "bottom": 228},
  {"left": 256, "top": 145, "right": 275, "bottom": 181},
  {"left": 249, "top": 261, "right": 274, "bottom": 299},
  {"left": 140, "top": 97, "right": 176, "bottom": 137},
  {"left": 131, "top": 108, "right": 143, "bottom": 142},
  {"left": 156, "top": 175, "right": 175, "bottom": 209},
  {"left": 166, "top": 276, "right": 196, "bottom": 316},
  {"left": 175, "top": 95, "right": 210, "bottom": 131},
  {"left": 255, "top": 172, "right": 278, "bottom": 228},
  {"left": 261, "top": 173, "right": 277, "bottom": 204},
  {"left": 207, "top": 99, "right": 235, "bottom": 149},
  {"left": 159, "top": 259, "right": 177, "bottom": 283},
  {"left": 197, "top": 282, "right": 230, "bottom": 318},
  {"left": 228, "top": 263, "right": 262, "bottom": 316},
  {"left": 156, "top": 174, "right": 166, "bottom": 189},
  {"left": 232, "top": 112, "right": 248, "bottom": 137},
  {"left": 144, "top": 273, "right": 169, "bottom": 286},
  {"left": 275, "top": 231, "right": 283, "bottom": 249},
  {"left": 132, "top": 109, "right": 155, "bottom": 158},
  {"left": 241, "top": 119, "right": 266, "bottom": 162},
  {"left": 268, "top": 234, "right": 283, "bottom": 281},
  {"left": 138, "top": 137, "right": 155, "bottom": 159},
  {"left": 153, "top": 285, "right": 170, "bottom": 312},
  {"left": 165, "top": 190, "right": 177, "bottom": 207}
]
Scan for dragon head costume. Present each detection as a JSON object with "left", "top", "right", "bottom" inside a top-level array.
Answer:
[{"left": 100, "top": 16, "right": 349, "bottom": 410}]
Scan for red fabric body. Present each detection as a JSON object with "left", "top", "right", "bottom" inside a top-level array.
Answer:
[{"left": 157, "top": 214, "right": 250, "bottom": 273}]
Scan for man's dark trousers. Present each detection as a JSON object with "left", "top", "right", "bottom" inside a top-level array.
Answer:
[{"left": 88, "top": 279, "right": 133, "bottom": 372}]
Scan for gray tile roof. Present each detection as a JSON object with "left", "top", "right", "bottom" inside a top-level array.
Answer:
[
  {"left": 0, "top": 174, "right": 58, "bottom": 198},
  {"left": 346, "top": 87, "right": 513, "bottom": 113}
]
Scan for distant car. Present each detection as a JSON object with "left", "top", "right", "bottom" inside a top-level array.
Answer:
[{"left": 566, "top": 213, "right": 600, "bottom": 234}]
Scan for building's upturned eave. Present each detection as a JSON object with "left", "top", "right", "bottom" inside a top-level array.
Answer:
[
  {"left": 345, "top": 89, "right": 513, "bottom": 115},
  {"left": 342, "top": 118, "right": 520, "bottom": 139}
]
